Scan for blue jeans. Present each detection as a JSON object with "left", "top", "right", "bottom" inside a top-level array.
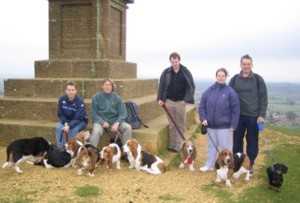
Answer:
[
  {"left": 233, "top": 115, "right": 259, "bottom": 165},
  {"left": 55, "top": 122, "right": 87, "bottom": 148}
]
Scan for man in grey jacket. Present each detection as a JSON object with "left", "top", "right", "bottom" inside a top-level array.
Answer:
[
  {"left": 229, "top": 54, "right": 268, "bottom": 175},
  {"left": 157, "top": 52, "right": 195, "bottom": 152}
]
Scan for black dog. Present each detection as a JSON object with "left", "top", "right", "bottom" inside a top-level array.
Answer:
[
  {"left": 267, "top": 163, "right": 288, "bottom": 192},
  {"left": 32, "top": 145, "right": 72, "bottom": 168},
  {"left": 2, "top": 137, "right": 54, "bottom": 173}
]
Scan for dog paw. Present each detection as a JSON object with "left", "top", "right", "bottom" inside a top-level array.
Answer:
[
  {"left": 16, "top": 169, "right": 23, "bottom": 174},
  {"left": 88, "top": 173, "right": 95, "bottom": 177},
  {"left": 77, "top": 169, "right": 83, "bottom": 176},
  {"left": 215, "top": 179, "right": 221, "bottom": 184},
  {"left": 226, "top": 180, "right": 232, "bottom": 187},
  {"left": 179, "top": 163, "right": 184, "bottom": 169},
  {"left": 233, "top": 173, "right": 239, "bottom": 179}
]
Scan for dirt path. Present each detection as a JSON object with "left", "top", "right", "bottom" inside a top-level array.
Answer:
[{"left": 0, "top": 128, "right": 294, "bottom": 203}]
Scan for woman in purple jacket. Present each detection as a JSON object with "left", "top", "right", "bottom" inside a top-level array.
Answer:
[{"left": 199, "top": 68, "right": 240, "bottom": 172}]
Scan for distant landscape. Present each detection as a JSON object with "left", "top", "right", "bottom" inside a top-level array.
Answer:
[{"left": 1, "top": 77, "right": 300, "bottom": 130}]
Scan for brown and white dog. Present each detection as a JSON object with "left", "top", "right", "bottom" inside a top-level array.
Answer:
[
  {"left": 122, "top": 139, "right": 166, "bottom": 175},
  {"left": 2, "top": 137, "right": 55, "bottom": 173},
  {"left": 64, "top": 131, "right": 90, "bottom": 167},
  {"left": 215, "top": 148, "right": 251, "bottom": 187},
  {"left": 76, "top": 144, "right": 101, "bottom": 177},
  {"left": 179, "top": 140, "right": 197, "bottom": 171},
  {"left": 99, "top": 143, "right": 122, "bottom": 170}
]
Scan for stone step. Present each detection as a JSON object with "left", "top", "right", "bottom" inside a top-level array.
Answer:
[
  {"left": 0, "top": 94, "right": 163, "bottom": 124},
  {"left": 34, "top": 59, "right": 137, "bottom": 79},
  {"left": 4, "top": 78, "right": 158, "bottom": 100},
  {"left": 0, "top": 105, "right": 197, "bottom": 155}
]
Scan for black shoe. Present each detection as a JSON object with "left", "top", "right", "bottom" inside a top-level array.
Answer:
[{"left": 167, "top": 147, "right": 180, "bottom": 153}]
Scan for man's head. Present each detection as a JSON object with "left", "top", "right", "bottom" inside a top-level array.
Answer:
[
  {"left": 240, "top": 54, "right": 253, "bottom": 75},
  {"left": 169, "top": 52, "right": 181, "bottom": 70},
  {"left": 65, "top": 80, "right": 77, "bottom": 101}
]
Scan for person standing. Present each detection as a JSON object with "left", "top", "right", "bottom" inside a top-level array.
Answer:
[
  {"left": 157, "top": 52, "right": 195, "bottom": 152},
  {"left": 90, "top": 78, "right": 132, "bottom": 148},
  {"left": 229, "top": 54, "right": 268, "bottom": 175},
  {"left": 56, "top": 80, "right": 88, "bottom": 148},
  {"left": 199, "top": 68, "right": 240, "bottom": 172}
]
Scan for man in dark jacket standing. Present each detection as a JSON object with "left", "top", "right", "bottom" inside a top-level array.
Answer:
[
  {"left": 157, "top": 52, "right": 195, "bottom": 152},
  {"left": 56, "top": 80, "right": 88, "bottom": 148},
  {"left": 229, "top": 54, "right": 268, "bottom": 175}
]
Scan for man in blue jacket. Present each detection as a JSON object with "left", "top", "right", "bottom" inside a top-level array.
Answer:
[{"left": 55, "top": 80, "right": 88, "bottom": 148}]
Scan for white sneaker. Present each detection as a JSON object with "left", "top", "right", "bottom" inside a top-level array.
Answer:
[{"left": 199, "top": 166, "right": 214, "bottom": 172}]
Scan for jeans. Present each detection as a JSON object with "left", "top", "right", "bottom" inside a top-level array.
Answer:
[
  {"left": 55, "top": 121, "right": 87, "bottom": 148},
  {"left": 90, "top": 122, "right": 132, "bottom": 148},
  {"left": 233, "top": 115, "right": 259, "bottom": 165}
]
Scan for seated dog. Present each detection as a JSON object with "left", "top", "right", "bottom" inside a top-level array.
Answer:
[
  {"left": 76, "top": 144, "right": 101, "bottom": 177},
  {"left": 267, "top": 163, "right": 288, "bottom": 192},
  {"left": 99, "top": 143, "right": 122, "bottom": 170},
  {"left": 179, "top": 140, "right": 197, "bottom": 171},
  {"left": 123, "top": 139, "right": 166, "bottom": 175},
  {"left": 2, "top": 137, "right": 54, "bottom": 173},
  {"left": 215, "top": 148, "right": 251, "bottom": 187}
]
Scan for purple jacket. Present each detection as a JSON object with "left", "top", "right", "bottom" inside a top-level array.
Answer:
[{"left": 199, "top": 82, "right": 240, "bottom": 129}]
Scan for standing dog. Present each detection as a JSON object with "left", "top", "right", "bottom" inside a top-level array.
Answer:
[
  {"left": 123, "top": 139, "right": 166, "bottom": 175},
  {"left": 99, "top": 143, "right": 122, "bottom": 170},
  {"left": 267, "top": 163, "right": 288, "bottom": 192},
  {"left": 215, "top": 148, "right": 251, "bottom": 187},
  {"left": 2, "top": 137, "right": 54, "bottom": 173},
  {"left": 179, "top": 140, "right": 197, "bottom": 171},
  {"left": 76, "top": 144, "right": 101, "bottom": 177}
]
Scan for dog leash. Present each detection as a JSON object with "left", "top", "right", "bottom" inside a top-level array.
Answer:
[
  {"left": 161, "top": 104, "right": 186, "bottom": 141},
  {"left": 104, "top": 127, "right": 121, "bottom": 143},
  {"left": 206, "top": 130, "right": 220, "bottom": 153},
  {"left": 261, "top": 136, "right": 276, "bottom": 164}
]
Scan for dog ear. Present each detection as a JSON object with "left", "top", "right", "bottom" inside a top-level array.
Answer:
[
  {"left": 282, "top": 164, "right": 288, "bottom": 174},
  {"left": 229, "top": 152, "right": 235, "bottom": 169},
  {"left": 216, "top": 152, "right": 224, "bottom": 167}
]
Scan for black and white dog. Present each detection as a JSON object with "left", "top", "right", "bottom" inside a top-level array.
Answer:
[
  {"left": 32, "top": 146, "right": 72, "bottom": 168},
  {"left": 267, "top": 163, "right": 288, "bottom": 192},
  {"left": 2, "top": 137, "right": 54, "bottom": 173}
]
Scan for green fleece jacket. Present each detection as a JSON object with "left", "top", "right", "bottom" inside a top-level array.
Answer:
[{"left": 91, "top": 91, "right": 127, "bottom": 125}]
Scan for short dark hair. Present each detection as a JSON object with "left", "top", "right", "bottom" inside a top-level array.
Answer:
[
  {"left": 65, "top": 80, "right": 77, "bottom": 89},
  {"left": 169, "top": 52, "right": 181, "bottom": 61},
  {"left": 240, "top": 54, "right": 253, "bottom": 64},
  {"left": 216, "top": 68, "right": 228, "bottom": 77}
]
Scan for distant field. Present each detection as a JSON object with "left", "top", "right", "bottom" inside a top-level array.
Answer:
[{"left": 267, "top": 82, "right": 300, "bottom": 116}]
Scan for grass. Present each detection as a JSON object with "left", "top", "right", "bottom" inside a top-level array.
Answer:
[
  {"left": 205, "top": 126, "right": 300, "bottom": 203},
  {"left": 74, "top": 185, "right": 102, "bottom": 197}
]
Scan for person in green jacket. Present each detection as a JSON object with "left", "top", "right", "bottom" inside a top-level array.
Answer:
[{"left": 90, "top": 78, "right": 132, "bottom": 148}]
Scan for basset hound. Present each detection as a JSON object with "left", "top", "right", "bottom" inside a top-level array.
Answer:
[
  {"left": 99, "top": 143, "right": 122, "bottom": 170},
  {"left": 179, "top": 140, "right": 197, "bottom": 171},
  {"left": 76, "top": 144, "right": 101, "bottom": 177},
  {"left": 122, "top": 139, "right": 166, "bottom": 175},
  {"left": 215, "top": 148, "right": 251, "bottom": 187}
]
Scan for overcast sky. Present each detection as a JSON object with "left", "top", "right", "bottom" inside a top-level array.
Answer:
[{"left": 1, "top": 0, "right": 300, "bottom": 83}]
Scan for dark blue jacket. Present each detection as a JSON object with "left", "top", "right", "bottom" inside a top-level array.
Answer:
[
  {"left": 199, "top": 82, "right": 240, "bottom": 129},
  {"left": 57, "top": 95, "right": 88, "bottom": 129}
]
